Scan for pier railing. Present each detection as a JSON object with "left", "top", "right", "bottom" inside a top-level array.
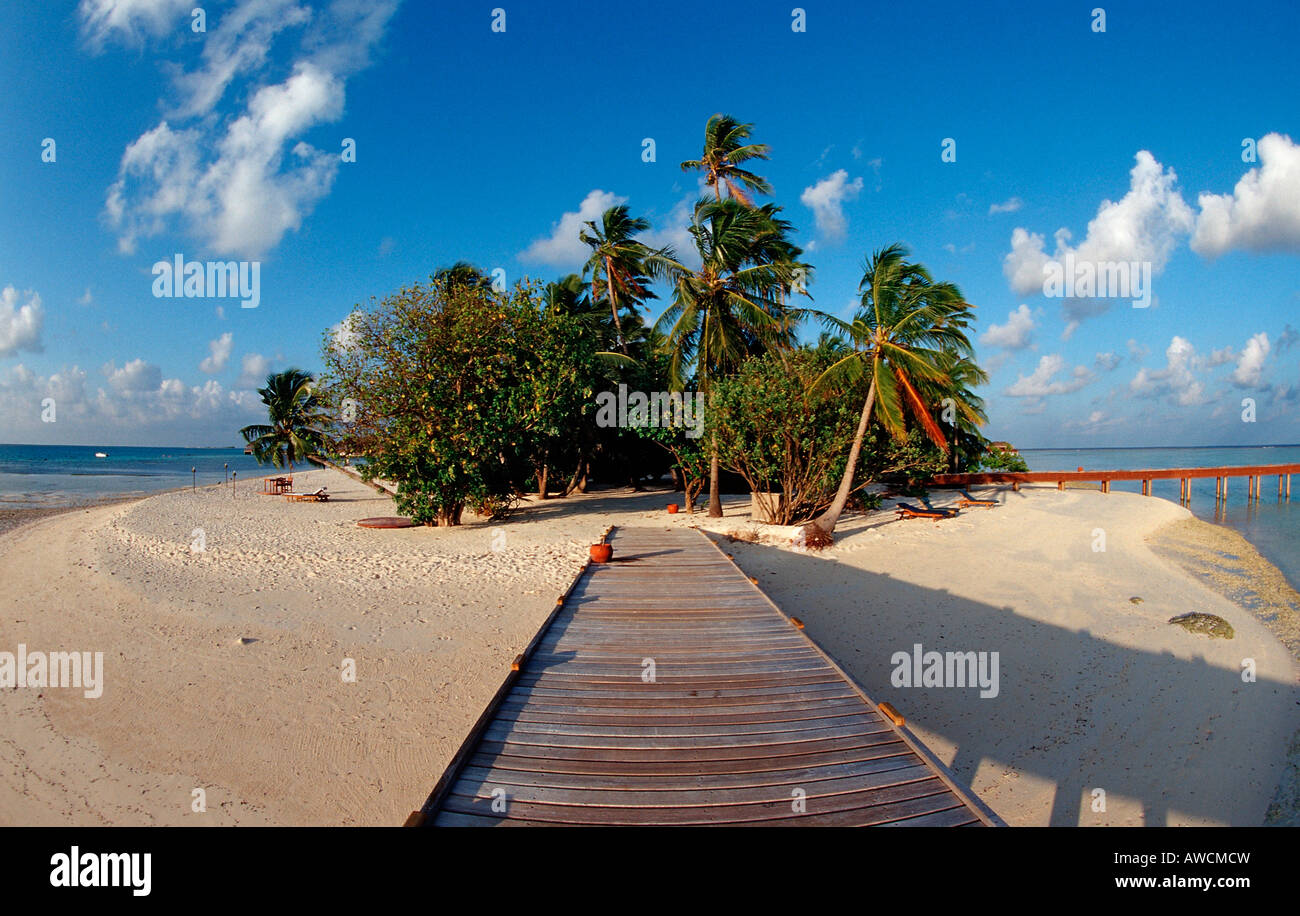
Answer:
[{"left": 930, "top": 463, "right": 1300, "bottom": 505}]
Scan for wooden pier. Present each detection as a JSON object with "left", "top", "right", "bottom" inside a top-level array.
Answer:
[
  {"left": 932, "top": 462, "right": 1300, "bottom": 507},
  {"left": 409, "top": 527, "right": 1000, "bottom": 827}
]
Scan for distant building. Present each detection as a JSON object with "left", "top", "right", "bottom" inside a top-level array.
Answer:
[{"left": 988, "top": 441, "right": 1019, "bottom": 455}]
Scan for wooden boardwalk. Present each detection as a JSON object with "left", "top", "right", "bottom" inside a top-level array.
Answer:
[
  {"left": 413, "top": 527, "right": 1000, "bottom": 827},
  {"left": 933, "top": 462, "right": 1300, "bottom": 504}
]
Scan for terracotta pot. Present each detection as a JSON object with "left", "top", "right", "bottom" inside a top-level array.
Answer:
[
  {"left": 667, "top": 504, "right": 679, "bottom": 514},
  {"left": 589, "top": 543, "right": 613, "bottom": 563}
]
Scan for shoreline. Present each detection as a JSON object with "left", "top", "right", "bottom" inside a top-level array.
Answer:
[
  {"left": 0, "top": 494, "right": 159, "bottom": 539},
  {"left": 0, "top": 472, "right": 1296, "bottom": 825},
  {"left": 1146, "top": 515, "right": 1300, "bottom": 826}
]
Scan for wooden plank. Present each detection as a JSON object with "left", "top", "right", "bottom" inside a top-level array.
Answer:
[
  {"left": 473, "top": 732, "right": 908, "bottom": 767},
  {"left": 455, "top": 753, "right": 922, "bottom": 792},
  {"left": 470, "top": 739, "right": 913, "bottom": 778},
  {"left": 441, "top": 779, "right": 958, "bottom": 826},
  {"left": 482, "top": 714, "right": 886, "bottom": 743},
  {"left": 448, "top": 762, "right": 935, "bottom": 808}
]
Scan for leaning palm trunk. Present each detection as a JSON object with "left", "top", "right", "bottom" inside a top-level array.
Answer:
[{"left": 803, "top": 377, "right": 877, "bottom": 545}]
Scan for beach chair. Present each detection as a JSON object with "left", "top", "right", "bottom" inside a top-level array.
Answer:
[
  {"left": 957, "top": 490, "right": 998, "bottom": 509},
  {"left": 895, "top": 502, "right": 958, "bottom": 520},
  {"left": 285, "top": 487, "right": 329, "bottom": 502}
]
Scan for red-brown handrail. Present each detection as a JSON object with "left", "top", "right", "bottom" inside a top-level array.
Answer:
[
  {"left": 930, "top": 463, "right": 1300, "bottom": 502},
  {"left": 933, "top": 462, "right": 1300, "bottom": 486}
]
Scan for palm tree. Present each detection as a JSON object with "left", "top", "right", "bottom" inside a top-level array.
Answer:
[
  {"left": 239, "top": 368, "right": 331, "bottom": 474},
  {"left": 681, "top": 114, "right": 772, "bottom": 204},
  {"left": 580, "top": 206, "right": 673, "bottom": 354},
  {"left": 433, "top": 261, "right": 494, "bottom": 291},
  {"left": 656, "top": 197, "right": 813, "bottom": 516},
  {"left": 931, "top": 353, "right": 990, "bottom": 474},
  {"left": 808, "top": 331, "right": 852, "bottom": 361},
  {"left": 801, "top": 244, "right": 976, "bottom": 545}
]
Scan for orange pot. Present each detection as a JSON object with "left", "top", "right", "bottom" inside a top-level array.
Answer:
[
  {"left": 667, "top": 504, "right": 679, "bottom": 514},
  {"left": 589, "top": 543, "right": 613, "bottom": 563}
]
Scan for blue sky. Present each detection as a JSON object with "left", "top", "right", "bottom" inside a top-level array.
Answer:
[{"left": 2, "top": 0, "right": 1298, "bottom": 448}]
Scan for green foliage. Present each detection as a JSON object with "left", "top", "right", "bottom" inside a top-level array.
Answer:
[
  {"left": 320, "top": 277, "right": 598, "bottom": 525},
  {"left": 626, "top": 350, "right": 709, "bottom": 509},
  {"left": 857, "top": 423, "right": 951, "bottom": 487},
  {"left": 709, "top": 350, "right": 862, "bottom": 524},
  {"left": 978, "top": 447, "right": 1029, "bottom": 472}
]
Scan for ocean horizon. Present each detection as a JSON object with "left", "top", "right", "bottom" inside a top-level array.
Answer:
[{"left": 0, "top": 443, "right": 270, "bottom": 510}]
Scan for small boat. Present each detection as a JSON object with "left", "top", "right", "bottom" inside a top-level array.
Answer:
[{"left": 94, "top": 452, "right": 107, "bottom": 458}]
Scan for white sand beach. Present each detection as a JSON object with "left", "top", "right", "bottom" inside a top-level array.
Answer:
[{"left": 0, "top": 468, "right": 1296, "bottom": 826}]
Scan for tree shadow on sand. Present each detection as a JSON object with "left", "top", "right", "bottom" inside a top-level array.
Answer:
[{"left": 710, "top": 531, "right": 1296, "bottom": 827}]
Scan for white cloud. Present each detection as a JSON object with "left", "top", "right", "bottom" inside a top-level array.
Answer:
[
  {"left": 236, "top": 352, "right": 271, "bottom": 388},
  {"left": 980, "top": 304, "right": 1037, "bottom": 350},
  {"left": 800, "top": 170, "right": 863, "bottom": 242},
  {"left": 0, "top": 286, "right": 44, "bottom": 357},
  {"left": 78, "top": 288, "right": 94, "bottom": 305},
  {"left": 1094, "top": 352, "right": 1121, "bottom": 372},
  {"left": 200, "top": 332, "right": 234, "bottom": 374},
  {"left": 102, "top": 1, "right": 398, "bottom": 258},
  {"left": 1129, "top": 336, "right": 1206, "bottom": 406},
  {"left": 78, "top": 0, "right": 191, "bottom": 48},
  {"left": 1192, "top": 134, "right": 1300, "bottom": 256},
  {"left": 988, "top": 197, "right": 1023, "bottom": 215},
  {"left": 104, "top": 358, "right": 163, "bottom": 393},
  {"left": 1005, "top": 354, "right": 1094, "bottom": 398},
  {"left": 519, "top": 189, "right": 627, "bottom": 267},
  {"left": 169, "top": 0, "right": 314, "bottom": 119},
  {"left": 1002, "top": 151, "right": 1195, "bottom": 328},
  {"left": 329, "top": 313, "right": 361, "bottom": 352},
  {"left": 1230, "top": 332, "right": 1270, "bottom": 388},
  {"left": 1206, "top": 346, "right": 1237, "bottom": 367},
  {"left": 1, "top": 358, "right": 261, "bottom": 444}
]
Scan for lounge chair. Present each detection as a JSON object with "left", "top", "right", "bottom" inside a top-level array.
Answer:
[
  {"left": 895, "top": 502, "right": 958, "bottom": 520},
  {"left": 958, "top": 490, "right": 998, "bottom": 509},
  {"left": 285, "top": 487, "right": 329, "bottom": 502}
]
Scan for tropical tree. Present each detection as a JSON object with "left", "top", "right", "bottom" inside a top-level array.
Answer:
[
  {"left": 710, "top": 349, "right": 865, "bottom": 524},
  {"left": 800, "top": 244, "right": 977, "bottom": 546},
  {"left": 580, "top": 205, "right": 674, "bottom": 354},
  {"left": 239, "top": 368, "right": 330, "bottom": 473},
  {"left": 656, "top": 196, "right": 813, "bottom": 516},
  {"left": 433, "top": 261, "right": 495, "bottom": 291},
  {"left": 320, "top": 277, "right": 598, "bottom": 524},
  {"left": 681, "top": 114, "right": 772, "bottom": 204}
]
